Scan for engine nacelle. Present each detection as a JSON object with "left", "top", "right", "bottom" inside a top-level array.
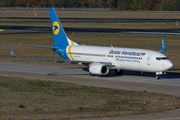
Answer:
[{"left": 89, "top": 63, "right": 109, "bottom": 75}]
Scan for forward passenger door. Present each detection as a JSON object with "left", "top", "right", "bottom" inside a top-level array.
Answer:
[{"left": 147, "top": 54, "right": 152, "bottom": 65}]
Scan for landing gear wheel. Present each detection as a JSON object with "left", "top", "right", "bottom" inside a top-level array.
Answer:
[
  {"left": 115, "top": 70, "right": 123, "bottom": 75},
  {"left": 156, "top": 75, "right": 161, "bottom": 79}
]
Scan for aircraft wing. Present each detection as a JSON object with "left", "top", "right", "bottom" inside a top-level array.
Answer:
[
  {"left": 7, "top": 44, "right": 112, "bottom": 65},
  {"left": 18, "top": 44, "right": 58, "bottom": 49}
]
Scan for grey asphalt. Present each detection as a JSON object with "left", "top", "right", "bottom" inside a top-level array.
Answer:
[{"left": 0, "top": 62, "right": 180, "bottom": 120}]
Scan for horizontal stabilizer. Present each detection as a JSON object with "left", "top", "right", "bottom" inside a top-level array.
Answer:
[{"left": 18, "top": 44, "right": 58, "bottom": 49}]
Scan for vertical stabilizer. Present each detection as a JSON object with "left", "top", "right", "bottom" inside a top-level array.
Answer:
[{"left": 49, "top": 8, "right": 77, "bottom": 46}]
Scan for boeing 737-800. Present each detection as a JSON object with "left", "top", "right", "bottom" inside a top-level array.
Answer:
[{"left": 7, "top": 8, "right": 173, "bottom": 79}]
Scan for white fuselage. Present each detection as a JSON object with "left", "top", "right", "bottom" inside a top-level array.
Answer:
[{"left": 66, "top": 45, "right": 173, "bottom": 73}]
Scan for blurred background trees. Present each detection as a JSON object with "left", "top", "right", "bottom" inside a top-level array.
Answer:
[{"left": 0, "top": 0, "right": 180, "bottom": 11}]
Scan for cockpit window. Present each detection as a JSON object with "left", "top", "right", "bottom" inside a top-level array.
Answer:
[{"left": 156, "top": 57, "right": 169, "bottom": 61}]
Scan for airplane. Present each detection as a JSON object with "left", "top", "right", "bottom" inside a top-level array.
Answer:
[{"left": 7, "top": 8, "right": 173, "bottom": 79}]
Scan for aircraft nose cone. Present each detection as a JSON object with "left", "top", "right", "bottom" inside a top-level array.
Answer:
[{"left": 166, "top": 61, "right": 173, "bottom": 70}]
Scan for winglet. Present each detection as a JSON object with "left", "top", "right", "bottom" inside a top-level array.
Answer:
[
  {"left": 158, "top": 37, "right": 166, "bottom": 53},
  {"left": 7, "top": 44, "right": 17, "bottom": 58}
]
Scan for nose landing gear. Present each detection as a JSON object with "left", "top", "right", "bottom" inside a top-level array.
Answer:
[
  {"left": 156, "top": 75, "right": 161, "bottom": 79},
  {"left": 155, "top": 71, "right": 166, "bottom": 79}
]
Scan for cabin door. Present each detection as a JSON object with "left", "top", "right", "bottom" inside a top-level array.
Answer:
[{"left": 147, "top": 54, "right": 152, "bottom": 65}]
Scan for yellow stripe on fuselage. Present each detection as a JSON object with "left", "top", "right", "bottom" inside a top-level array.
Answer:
[
  {"left": 68, "top": 45, "right": 74, "bottom": 60},
  {"left": 67, "top": 40, "right": 75, "bottom": 60},
  {"left": 70, "top": 40, "right": 75, "bottom": 45}
]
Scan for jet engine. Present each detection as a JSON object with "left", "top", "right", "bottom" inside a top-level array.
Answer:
[{"left": 89, "top": 63, "right": 109, "bottom": 75}]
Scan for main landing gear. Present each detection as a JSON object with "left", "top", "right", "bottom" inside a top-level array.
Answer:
[{"left": 115, "top": 70, "right": 123, "bottom": 75}]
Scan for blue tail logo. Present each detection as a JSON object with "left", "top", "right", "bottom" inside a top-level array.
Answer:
[{"left": 53, "top": 21, "right": 60, "bottom": 35}]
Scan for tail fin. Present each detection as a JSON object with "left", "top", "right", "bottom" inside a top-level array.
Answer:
[{"left": 49, "top": 8, "right": 78, "bottom": 46}]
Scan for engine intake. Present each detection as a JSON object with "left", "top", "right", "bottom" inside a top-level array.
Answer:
[{"left": 89, "top": 63, "right": 109, "bottom": 75}]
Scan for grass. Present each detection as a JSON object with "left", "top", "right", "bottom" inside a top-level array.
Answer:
[
  {"left": 0, "top": 76, "right": 179, "bottom": 119},
  {"left": 0, "top": 33, "right": 180, "bottom": 71}
]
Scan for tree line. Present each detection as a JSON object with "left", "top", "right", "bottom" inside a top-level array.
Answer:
[{"left": 0, "top": 0, "right": 180, "bottom": 11}]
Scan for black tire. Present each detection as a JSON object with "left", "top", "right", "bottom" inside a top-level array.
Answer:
[{"left": 156, "top": 75, "right": 161, "bottom": 79}]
